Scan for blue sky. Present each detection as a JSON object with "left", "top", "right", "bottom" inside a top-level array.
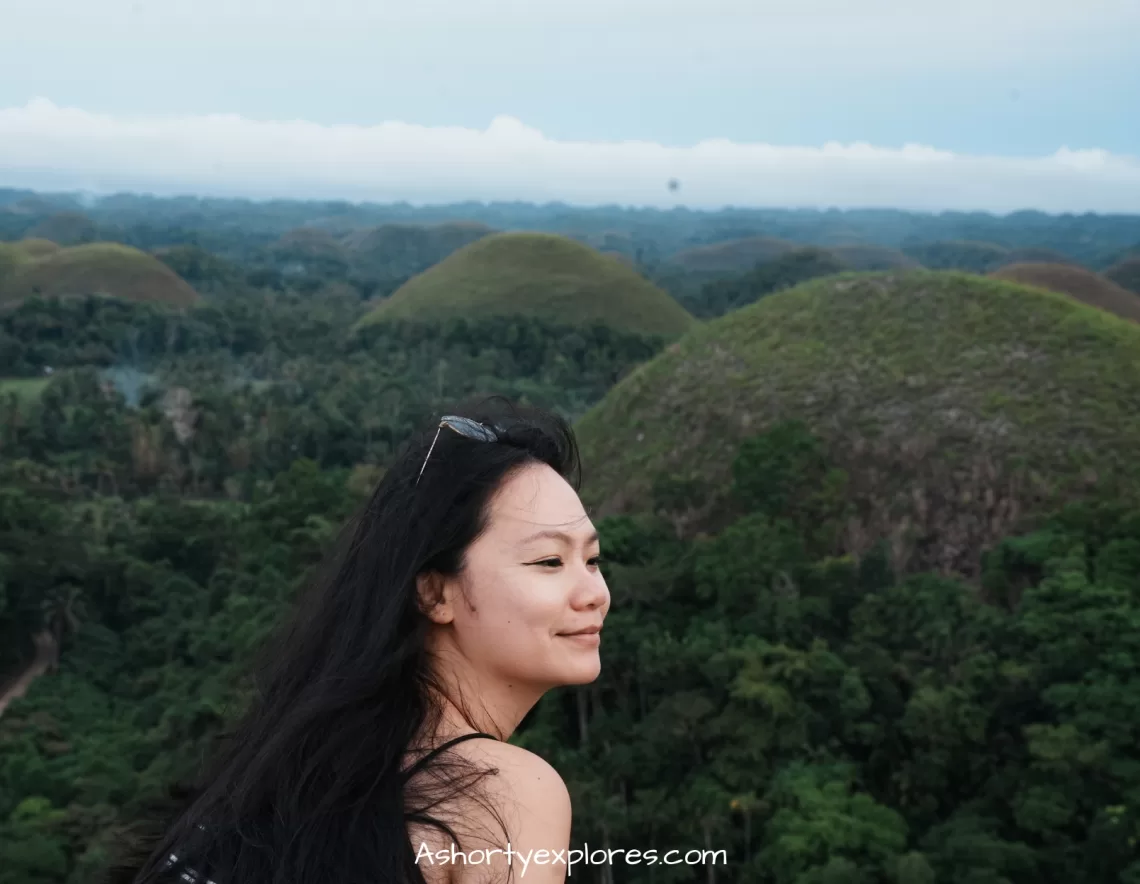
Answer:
[{"left": 1, "top": 0, "right": 1138, "bottom": 211}]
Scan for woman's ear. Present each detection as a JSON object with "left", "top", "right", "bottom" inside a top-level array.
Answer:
[{"left": 416, "top": 572, "right": 454, "bottom": 624}]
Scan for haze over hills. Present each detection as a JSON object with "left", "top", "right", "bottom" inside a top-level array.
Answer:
[
  {"left": 5, "top": 190, "right": 1140, "bottom": 269},
  {"left": 355, "top": 232, "right": 696, "bottom": 337},
  {"left": 575, "top": 270, "right": 1140, "bottom": 577}
]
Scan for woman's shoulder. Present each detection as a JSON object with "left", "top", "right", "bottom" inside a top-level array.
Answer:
[
  {"left": 456, "top": 737, "right": 572, "bottom": 821},
  {"left": 424, "top": 738, "right": 572, "bottom": 883}
]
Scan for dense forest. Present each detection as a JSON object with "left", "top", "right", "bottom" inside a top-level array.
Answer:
[{"left": 3, "top": 190, "right": 1140, "bottom": 884}]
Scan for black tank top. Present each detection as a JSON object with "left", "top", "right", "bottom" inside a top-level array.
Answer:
[{"left": 403, "top": 731, "right": 498, "bottom": 780}]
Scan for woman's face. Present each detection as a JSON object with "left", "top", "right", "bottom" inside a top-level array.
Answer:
[{"left": 430, "top": 462, "right": 610, "bottom": 691}]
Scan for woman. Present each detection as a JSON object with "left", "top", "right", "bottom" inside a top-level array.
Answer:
[{"left": 111, "top": 402, "right": 609, "bottom": 884}]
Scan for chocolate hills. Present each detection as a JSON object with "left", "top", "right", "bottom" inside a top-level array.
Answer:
[
  {"left": 355, "top": 232, "right": 696, "bottom": 337},
  {"left": 0, "top": 243, "right": 200, "bottom": 308},
  {"left": 575, "top": 270, "right": 1140, "bottom": 577},
  {"left": 990, "top": 262, "right": 1140, "bottom": 323}
]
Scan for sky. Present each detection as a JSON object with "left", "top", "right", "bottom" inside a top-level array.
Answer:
[{"left": 1, "top": 0, "right": 1138, "bottom": 212}]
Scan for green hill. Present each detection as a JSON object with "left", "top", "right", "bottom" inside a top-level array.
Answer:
[
  {"left": 991, "top": 262, "right": 1140, "bottom": 323},
  {"left": 0, "top": 243, "right": 200, "bottom": 308},
  {"left": 575, "top": 270, "right": 1140, "bottom": 577},
  {"left": 355, "top": 232, "right": 696, "bottom": 336},
  {"left": 1106, "top": 257, "right": 1140, "bottom": 294},
  {"left": 0, "top": 238, "right": 67, "bottom": 281},
  {"left": 668, "top": 236, "right": 802, "bottom": 273},
  {"left": 0, "top": 243, "right": 32, "bottom": 280},
  {"left": 13, "top": 238, "right": 62, "bottom": 258}
]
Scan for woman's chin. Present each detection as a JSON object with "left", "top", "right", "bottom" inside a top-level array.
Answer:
[{"left": 558, "top": 659, "right": 602, "bottom": 685}]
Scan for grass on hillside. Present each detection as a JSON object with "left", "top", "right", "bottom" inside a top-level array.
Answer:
[
  {"left": 576, "top": 269, "right": 1140, "bottom": 577},
  {"left": 15, "top": 238, "right": 63, "bottom": 258},
  {"left": 0, "top": 243, "right": 200, "bottom": 308},
  {"left": 0, "top": 240, "right": 67, "bottom": 282},
  {"left": 355, "top": 232, "right": 696, "bottom": 337},
  {"left": 0, "top": 243, "right": 33, "bottom": 281},
  {"left": 990, "top": 262, "right": 1140, "bottom": 323}
]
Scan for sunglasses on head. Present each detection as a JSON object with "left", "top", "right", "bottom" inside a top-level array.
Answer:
[{"left": 417, "top": 415, "right": 501, "bottom": 485}]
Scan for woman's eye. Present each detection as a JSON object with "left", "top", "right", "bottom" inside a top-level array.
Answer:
[{"left": 528, "top": 556, "right": 602, "bottom": 568}]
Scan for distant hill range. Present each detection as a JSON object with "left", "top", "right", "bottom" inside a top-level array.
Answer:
[
  {"left": 4, "top": 190, "right": 1139, "bottom": 270},
  {"left": 668, "top": 237, "right": 920, "bottom": 274}
]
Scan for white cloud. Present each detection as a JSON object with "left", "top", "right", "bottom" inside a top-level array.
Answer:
[{"left": 1, "top": 98, "right": 1138, "bottom": 213}]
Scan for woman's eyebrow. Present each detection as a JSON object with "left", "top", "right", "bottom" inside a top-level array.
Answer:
[{"left": 517, "top": 528, "right": 600, "bottom": 547}]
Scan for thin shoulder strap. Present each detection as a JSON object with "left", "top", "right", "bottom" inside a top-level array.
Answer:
[{"left": 403, "top": 732, "right": 498, "bottom": 779}]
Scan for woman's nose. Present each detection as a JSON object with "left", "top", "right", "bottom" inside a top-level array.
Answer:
[{"left": 574, "top": 569, "right": 609, "bottom": 611}]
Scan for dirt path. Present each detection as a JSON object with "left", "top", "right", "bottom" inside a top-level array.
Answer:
[{"left": 0, "top": 631, "right": 59, "bottom": 719}]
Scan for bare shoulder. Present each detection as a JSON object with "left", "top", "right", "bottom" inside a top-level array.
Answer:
[
  {"left": 467, "top": 739, "right": 571, "bottom": 804},
  {"left": 452, "top": 739, "right": 572, "bottom": 836},
  {"left": 429, "top": 739, "right": 572, "bottom": 884}
]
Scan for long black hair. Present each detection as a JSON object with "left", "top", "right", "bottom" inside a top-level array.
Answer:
[{"left": 108, "top": 399, "right": 581, "bottom": 884}]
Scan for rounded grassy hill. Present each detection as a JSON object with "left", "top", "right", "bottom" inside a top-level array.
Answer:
[
  {"left": 0, "top": 238, "right": 68, "bottom": 281},
  {"left": 576, "top": 270, "right": 1140, "bottom": 577},
  {"left": 13, "top": 238, "right": 62, "bottom": 258},
  {"left": 0, "top": 243, "right": 200, "bottom": 308},
  {"left": 0, "top": 243, "right": 31, "bottom": 280},
  {"left": 355, "top": 232, "right": 696, "bottom": 336},
  {"left": 990, "top": 262, "right": 1140, "bottom": 323}
]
